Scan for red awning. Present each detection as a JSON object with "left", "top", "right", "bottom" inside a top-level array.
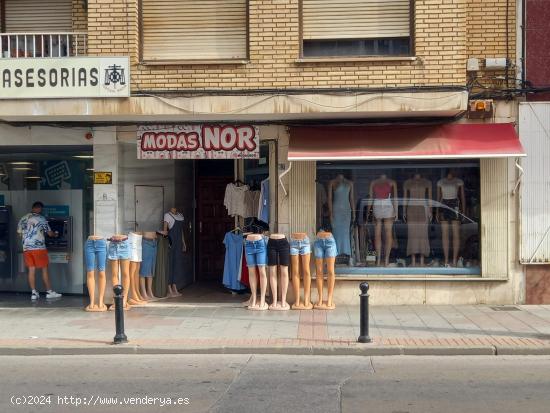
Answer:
[{"left": 288, "top": 123, "right": 526, "bottom": 160}]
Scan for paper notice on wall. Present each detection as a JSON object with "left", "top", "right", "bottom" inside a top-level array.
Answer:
[{"left": 94, "top": 200, "right": 117, "bottom": 238}]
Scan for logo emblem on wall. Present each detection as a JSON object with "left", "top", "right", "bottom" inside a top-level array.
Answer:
[{"left": 103, "top": 64, "right": 127, "bottom": 94}]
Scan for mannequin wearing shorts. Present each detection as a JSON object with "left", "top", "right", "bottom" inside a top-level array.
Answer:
[
  {"left": 314, "top": 231, "right": 338, "bottom": 309},
  {"left": 139, "top": 232, "right": 158, "bottom": 300},
  {"left": 108, "top": 234, "right": 131, "bottom": 310},
  {"left": 267, "top": 233, "right": 290, "bottom": 310},
  {"left": 290, "top": 232, "right": 312, "bottom": 310},
  {"left": 128, "top": 232, "right": 147, "bottom": 305},
  {"left": 84, "top": 235, "right": 107, "bottom": 311},
  {"left": 437, "top": 171, "right": 465, "bottom": 267},
  {"left": 244, "top": 233, "right": 268, "bottom": 310},
  {"left": 368, "top": 175, "right": 398, "bottom": 266}
]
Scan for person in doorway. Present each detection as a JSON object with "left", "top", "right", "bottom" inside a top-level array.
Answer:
[{"left": 17, "top": 201, "right": 62, "bottom": 301}]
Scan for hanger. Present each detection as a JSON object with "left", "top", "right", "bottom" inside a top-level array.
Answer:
[{"left": 230, "top": 226, "right": 242, "bottom": 234}]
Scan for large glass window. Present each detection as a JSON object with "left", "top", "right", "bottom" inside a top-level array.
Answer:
[{"left": 316, "top": 160, "right": 480, "bottom": 275}]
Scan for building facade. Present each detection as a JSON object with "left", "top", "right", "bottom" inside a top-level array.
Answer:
[{"left": 0, "top": 0, "right": 528, "bottom": 304}]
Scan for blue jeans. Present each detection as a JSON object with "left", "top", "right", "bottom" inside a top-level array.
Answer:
[
  {"left": 107, "top": 239, "right": 130, "bottom": 260},
  {"left": 244, "top": 238, "right": 267, "bottom": 267},
  {"left": 290, "top": 236, "right": 311, "bottom": 256},
  {"left": 313, "top": 236, "right": 338, "bottom": 259},
  {"left": 85, "top": 238, "right": 107, "bottom": 271},
  {"left": 139, "top": 238, "right": 158, "bottom": 277}
]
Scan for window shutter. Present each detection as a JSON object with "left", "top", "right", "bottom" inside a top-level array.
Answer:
[
  {"left": 142, "top": 0, "right": 248, "bottom": 61},
  {"left": 5, "top": 0, "right": 72, "bottom": 32},
  {"left": 302, "top": 0, "right": 411, "bottom": 40}
]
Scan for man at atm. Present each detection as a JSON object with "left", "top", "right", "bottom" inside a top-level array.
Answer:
[{"left": 17, "top": 201, "right": 62, "bottom": 301}]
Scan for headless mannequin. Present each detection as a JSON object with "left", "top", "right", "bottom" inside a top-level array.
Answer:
[
  {"left": 140, "top": 231, "right": 159, "bottom": 300},
  {"left": 291, "top": 232, "right": 313, "bottom": 310},
  {"left": 403, "top": 174, "right": 432, "bottom": 267},
  {"left": 369, "top": 174, "right": 398, "bottom": 266},
  {"left": 327, "top": 174, "right": 355, "bottom": 257},
  {"left": 269, "top": 233, "right": 290, "bottom": 311},
  {"left": 85, "top": 235, "right": 107, "bottom": 312},
  {"left": 437, "top": 172, "right": 466, "bottom": 266},
  {"left": 246, "top": 233, "right": 268, "bottom": 311},
  {"left": 128, "top": 231, "right": 147, "bottom": 306},
  {"left": 163, "top": 207, "right": 183, "bottom": 298},
  {"left": 109, "top": 234, "right": 130, "bottom": 310},
  {"left": 315, "top": 231, "right": 336, "bottom": 309}
]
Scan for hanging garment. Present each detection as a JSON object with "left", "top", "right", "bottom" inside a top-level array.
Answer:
[
  {"left": 153, "top": 235, "right": 169, "bottom": 297},
  {"left": 222, "top": 232, "right": 246, "bottom": 291},
  {"left": 240, "top": 251, "right": 250, "bottom": 287},
  {"left": 167, "top": 214, "right": 186, "bottom": 286},
  {"left": 258, "top": 178, "right": 270, "bottom": 224},
  {"left": 404, "top": 178, "right": 431, "bottom": 257},
  {"left": 331, "top": 183, "right": 352, "bottom": 256},
  {"left": 224, "top": 183, "right": 250, "bottom": 217}
]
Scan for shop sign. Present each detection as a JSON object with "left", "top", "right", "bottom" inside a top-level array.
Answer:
[
  {"left": 94, "top": 172, "right": 113, "bottom": 184},
  {"left": 0, "top": 57, "right": 129, "bottom": 99},
  {"left": 137, "top": 125, "right": 260, "bottom": 160},
  {"left": 48, "top": 252, "right": 70, "bottom": 264}
]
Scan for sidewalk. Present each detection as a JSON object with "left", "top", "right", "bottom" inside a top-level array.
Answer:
[{"left": 1, "top": 293, "right": 550, "bottom": 356}]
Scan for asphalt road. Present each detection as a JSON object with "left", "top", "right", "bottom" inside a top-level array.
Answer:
[{"left": 2, "top": 354, "right": 550, "bottom": 413}]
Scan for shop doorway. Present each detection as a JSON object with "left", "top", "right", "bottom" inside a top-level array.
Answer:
[{"left": 195, "top": 160, "right": 234, "bottom": 282}]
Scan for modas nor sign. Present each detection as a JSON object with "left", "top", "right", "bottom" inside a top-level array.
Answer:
[{"left": 137, "top": 125, "right": 260, "bottom": 160}]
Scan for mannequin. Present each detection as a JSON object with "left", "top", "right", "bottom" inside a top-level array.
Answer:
[
  {"left": 108, "top": 234, "right": 131, "bottom": 310},
  {"left": 403, "top": 174, "right": 432, "bottom": 266},
  {"left": 290, "top": 232, "right": 313, "bottom": 310},
  {"left": 437, "top": 171, "right": 466, "bottom": 267},
  {"left": 327, "top": 174, "right": 355, "bottom": 259},
  {"left": 84, "top": 235, "right": 107, "bottom": 312},
  {"left": 267, "top": 233, "right": 290, "bottom": 310},
  {"left": 314, "top": 231, "right": 337, "bottom": 309},
  {"left": 368, "top": 174, "right": 398, "bottom": 266},
  {"left": 244, "top": 233, "right": 268, "bottom": 310},
  {"left": 163, "top": 207, "right": 185, "bottom": 297},
  {"left": 128, "top": 231, "right": 147, "bottom": 305},
  {"left": 139, "top": 231, "right": 159, "bottom": 300}
]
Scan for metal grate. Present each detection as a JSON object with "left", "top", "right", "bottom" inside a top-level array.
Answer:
[{"left": 490, "top": 306, "right": 521, "bottom": 312}]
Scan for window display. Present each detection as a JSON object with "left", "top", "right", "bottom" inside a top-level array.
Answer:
[{"left": 316, "top": 160, "right": 481, "bottom": 275}]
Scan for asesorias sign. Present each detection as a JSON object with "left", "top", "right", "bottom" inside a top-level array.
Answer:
[
  {"left": 137, "top": 125, "right": 259, "bottom": 159},
  {"left": 0, "top": 57, "right": 129, "bottom": 98}
]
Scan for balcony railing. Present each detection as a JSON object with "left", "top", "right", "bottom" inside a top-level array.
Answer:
[{"left": 0, "top": 32, "right": 87, "bottom": 58}]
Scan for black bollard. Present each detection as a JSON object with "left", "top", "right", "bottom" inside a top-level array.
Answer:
[
  {"left": 113, "top": 284, "right": 128, "bottom": 344},
  {"left": 357, "top": 282, "right": 372, "bottom": 343}
]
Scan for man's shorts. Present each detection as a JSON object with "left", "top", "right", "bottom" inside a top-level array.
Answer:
[{"left": 24, "top": 250, "right": 49, "bottom": 269}]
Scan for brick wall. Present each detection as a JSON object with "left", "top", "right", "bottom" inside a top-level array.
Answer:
[{"left": 82, "top": 0, "right": 515, "bottom": 92}]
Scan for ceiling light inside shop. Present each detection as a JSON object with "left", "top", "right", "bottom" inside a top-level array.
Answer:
[
  {"left": 9, "top": 161, "right": 33, "bottom": 165},
  {"left": 13, "top": 167, "right": 32, "bottom": 171},
  {"left": 86, "top": 168, "right": 94, "bottom": 171},
  {"left": 74, "top": 155, "right": 93, "bottom": 159},
  {"left": 24, "top": 176, "right": 42, "bottom": 180}
]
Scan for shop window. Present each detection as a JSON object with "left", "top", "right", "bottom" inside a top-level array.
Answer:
[
  {"left": 316, "top": 160, "right": 480, "bottom": 275},
  {"left": 301, "top": 0, "right": 413, "bottom": 58}
]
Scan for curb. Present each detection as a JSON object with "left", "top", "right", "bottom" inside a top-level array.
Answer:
[{"left": 2, "top": 344, "right": 550, "bottom": 356}]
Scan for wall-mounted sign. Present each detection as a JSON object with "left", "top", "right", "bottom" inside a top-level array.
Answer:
[
  {"left": 93, "top": 171, "right": 112, "bottom": 184},
  {"left": 137, "top": 125, "right": 260, "bottom": 160},
  {"left": 43, "top": 205, "right": 70, "bottom": 217},
  {"left": 0, "top": 57, "right": 129, "bottom": 99}
]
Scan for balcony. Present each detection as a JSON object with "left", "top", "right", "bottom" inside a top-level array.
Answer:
[{"left": 0, "top": 32, "right": 87, "bottom": 58}]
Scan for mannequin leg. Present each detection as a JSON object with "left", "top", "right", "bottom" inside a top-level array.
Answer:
[
  {"left": 452, "top": 220, "right": 461, "bottom": 266},
  {"left": 441, "top": 221, "right": 450, "bottom": 266},
  {"left": 134, "top": 263, "right": 147, "bottom": 302},
  {"left": 85, "top": 270, "right": 96, "bottom": 311},
  {"left": 139, "top": 277, "right": 148, "bottom": 300},
  {"left": 247, "top": 266, "right": 258, "bottom": 308},
  {"left": 128, "top": 262, "right": 145, "bottom": 305},
  {"left": 314, "top": 258, "right": 325, "bottom": 309},
  {"left": 302, "top": 254, "right": 313, "bottom": 310},
  {"left": 419, "top": 255, "right": 425, "bottom": 267},
  {"left": 258, "top": 266, "right": 268, "bottom": 310},
  {"left": 325, "top": 257, "right": 336, "bottom": 309},
  {"left": 120, "top": 259, "right": 131, "bottom": 310},
  {"left": 97, "top": 270, "right": 106, "bottom": 311},
  {"left": 291, "top": 255, "right": 303, "bottom": 309},
  {"left": 268, "top": 265, "right": 279, "bottom": 309},
  {"left": 411, "top": 255, "right": 416, "bottom": 267},
  {"left": 375, "top": 219, "right": 383, "bottom": 266},
  {"left": 278, "top": 266, "right": 290, "bottom": 310},
  {"left": 383, "top": 218, "right": 393, "bottom": 266},
  {"left": 145, "top": 277, "right": 157, "bottom": 300}
]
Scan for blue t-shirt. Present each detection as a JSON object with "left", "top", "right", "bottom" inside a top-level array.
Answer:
[{"left": 17, "top": 213, "right": 51, "bottom": 251}]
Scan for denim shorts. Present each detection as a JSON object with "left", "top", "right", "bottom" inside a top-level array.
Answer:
[
  {"left": 290, "top": 236, "right": 311, "bottom": 256},
  {"left": 244, "top": 237, "right": 267, "bottom": 267},
  {"left": 85, "top": 238, "right": 107, "bottom": 271},
  {"left": 139, "top": 238, "right": 158, "bottom": 277},
  {"left": 313, "top": 236, "right": 338, "bottom": 259},
  {"left": 107, "top": 239, "right": 130, "bottom": 260}
]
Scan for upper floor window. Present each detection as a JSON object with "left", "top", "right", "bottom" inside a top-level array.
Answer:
[
  {"left": 141, "top": 0, "right": 248, "bottom": 62},
  {"left": 301, "top": 0, "right": 412, "bottom": 58}
]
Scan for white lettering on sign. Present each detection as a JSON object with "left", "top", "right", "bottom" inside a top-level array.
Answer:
[{"left": 137, "top": 125, "right": 259, "bottom": 160}]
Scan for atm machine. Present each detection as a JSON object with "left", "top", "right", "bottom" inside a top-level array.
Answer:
[
  {"left": 45, "top": 216, "right": 73, "bottom": 254},
  {"left": 0, "top": 206, "right": 12, "bottom": 279}
]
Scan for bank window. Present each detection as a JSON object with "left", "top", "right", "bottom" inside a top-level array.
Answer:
[
  {"left": 316, "top": 160, "right": 481, "bottom": 275},
  {"left": 301, "top": 0, "right": 412, "bottom": 58},
  {"left": 140, "top": 0, "right": 248, "bottom": 62}
]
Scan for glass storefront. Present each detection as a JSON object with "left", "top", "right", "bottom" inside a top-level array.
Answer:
[
  {"left": 0, "top": 148, "right": 93, "bottom": 293},
  {"left": 316, "top": 160, "right": 481, "bottom": 275}
]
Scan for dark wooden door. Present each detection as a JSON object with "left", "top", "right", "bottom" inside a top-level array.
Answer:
[{"left": 196, "top": 176, "right": 234, "bottom": 281}]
